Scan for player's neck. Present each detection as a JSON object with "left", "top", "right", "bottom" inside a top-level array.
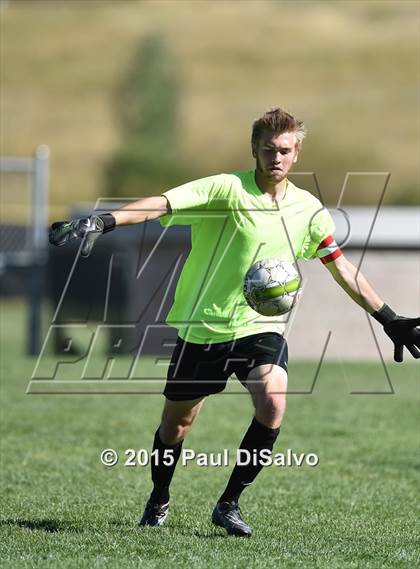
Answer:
[{"left": 254, "top": 169, "right": 287, "bottom": 198}]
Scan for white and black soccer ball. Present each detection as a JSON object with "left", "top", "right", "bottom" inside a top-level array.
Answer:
[{"left": 243, "top": 259, "right": 301, "bottom": 316}]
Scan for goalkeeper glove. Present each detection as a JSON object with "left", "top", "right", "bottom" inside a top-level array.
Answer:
[
  {"left": 49, "top": 213, "right": 115, "bottom": 258},
  {"left": 372, "top": 304, "right": 420, "bottom": 363}
]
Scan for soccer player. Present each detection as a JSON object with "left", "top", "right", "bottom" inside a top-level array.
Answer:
[{"left": 49, "top": 108, "right": 419, "bottom": 537}]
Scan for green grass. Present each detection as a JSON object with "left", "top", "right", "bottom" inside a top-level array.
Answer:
[{"left": 1, "top": 300, "right": 419, "bottom": 568}]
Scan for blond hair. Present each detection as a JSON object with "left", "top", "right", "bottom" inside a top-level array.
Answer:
[{"left": 251, "top": 108, "right": 307, "bottom": 148}]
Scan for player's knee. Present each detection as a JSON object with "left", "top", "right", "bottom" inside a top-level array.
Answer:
[
  {"left": 256, "top": 393, "right": 286, "bottom": 428},
  {"left": 159, "top": 416, "right": 195, "bottom": 445},
  {"left": 159, "top": 423, "right": 183, "bottom": 445}
]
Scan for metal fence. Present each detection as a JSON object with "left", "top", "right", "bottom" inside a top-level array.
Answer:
[{"left": 0, "top": 145, "right": 50, "bottom": 354}]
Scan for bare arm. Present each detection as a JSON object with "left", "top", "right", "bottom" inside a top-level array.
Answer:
[
  {"left": 111, "top": 196, "right": 171, "bottom": 226},
  {"left": 324, "top": 254, "right": 384, "bottom": 313},
  {"left": 323, "top": 253, "right": 419, "bottom": 361}
]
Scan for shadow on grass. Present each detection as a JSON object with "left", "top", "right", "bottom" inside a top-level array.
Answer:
[
  {"left": 191, "top": 530, "right": 233, "bottom": 539},
  {"left": 1, "top": 519, "right": 83, "bottom": 533},
  {"left": 108, "top": 519, "right": 138, "bottom": 530},
  {"left": 2, "top": 518, "right": 243, "bottom": 540},
  {"left": 108, "top": 519, "right": 229, "bottom": 539}
]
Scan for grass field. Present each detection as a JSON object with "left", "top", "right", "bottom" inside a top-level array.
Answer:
[{"left": 1, "top": 301, "right": 419, "bottom": 568}]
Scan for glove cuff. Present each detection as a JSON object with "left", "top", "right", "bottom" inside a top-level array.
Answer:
[
  {"left": 98, "top": 213, "right": 116, "bottom": 234},
  {"left": 372, "top": 303, "right": 397, "bottom": 326}
]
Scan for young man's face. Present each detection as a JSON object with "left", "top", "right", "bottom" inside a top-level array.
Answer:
[{"left": 252, "top": 130, "right": 300, "bottom": 182}]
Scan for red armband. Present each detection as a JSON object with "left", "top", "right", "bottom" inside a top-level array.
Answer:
[{"left": 316, "top": 235, "right": 343, "bottom": 264}]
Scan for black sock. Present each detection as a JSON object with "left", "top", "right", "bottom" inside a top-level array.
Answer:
[
  {"left": 218, "top": 417, "right": 280, "bottom": 504},
  {"left": 150, "top": 427, "right": 184, "bottom": 504}
]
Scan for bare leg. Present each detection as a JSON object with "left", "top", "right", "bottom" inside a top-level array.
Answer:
[
  {"left": 159, "top": 397, "right": 205, "bottom": 445},
  {"left": 246, "top": 363, "right": 288, "bottom": 428},
  {"left": 148, "top": 397, "right": 206, "bottom": 505},
  {"left": 218, "top": 364, "right": 287, "bottom": 503}
]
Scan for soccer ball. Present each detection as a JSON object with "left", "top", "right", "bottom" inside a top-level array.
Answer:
[{"left": 243, "top": 259, "right": 301, "bottom": 316}]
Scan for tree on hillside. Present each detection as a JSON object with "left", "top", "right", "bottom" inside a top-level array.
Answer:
[{"left": 105, "top": 34, "right": 195, "bottom": 198}]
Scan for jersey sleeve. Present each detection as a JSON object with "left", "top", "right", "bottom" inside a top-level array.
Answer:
[
  {"left": 299, "top": 204, "right": 337, "bottom": 260},
  {"left": 159, "top": 174, "right": 228, "bottom": 227}
]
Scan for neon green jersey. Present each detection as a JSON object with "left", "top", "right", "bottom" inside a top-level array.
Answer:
[{"left": 160, "top": 170, "right": 335, "bottom": 344}]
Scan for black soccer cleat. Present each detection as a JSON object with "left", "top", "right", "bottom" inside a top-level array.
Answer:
[
  {"left": 138, "top": 500, "right": 169, "bottom": 527},
  {"left": 211, "top": 501, "right": 252, "bottom": 537}
]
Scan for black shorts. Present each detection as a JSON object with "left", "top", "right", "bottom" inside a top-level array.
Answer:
[{"left": 163, "top": 332, "right": 288, "bottom": 401}]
